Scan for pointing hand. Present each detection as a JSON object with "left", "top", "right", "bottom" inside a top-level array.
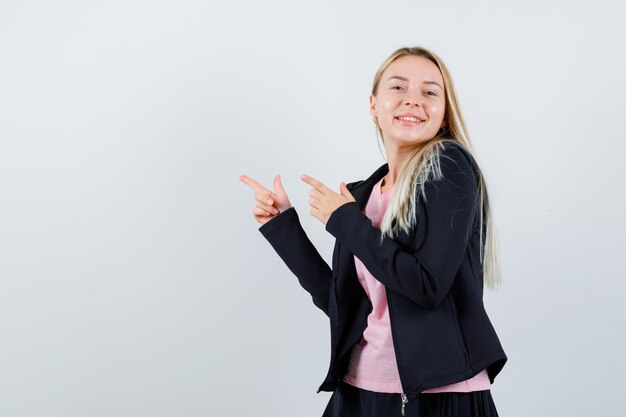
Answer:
[
  {"left": 239, "top": 174, "right": 292, "bottom": 225},
  {"left": 300, "top": 174, "right": 355, "bottom": 225}
]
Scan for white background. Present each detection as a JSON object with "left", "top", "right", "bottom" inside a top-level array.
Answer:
[{"left": 0, "top": 0, "right": 624, "bottom": 416}]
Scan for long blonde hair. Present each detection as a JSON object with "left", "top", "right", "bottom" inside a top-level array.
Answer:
[{"left": 372, "top": 46, "right": 503, "bottom": 291}]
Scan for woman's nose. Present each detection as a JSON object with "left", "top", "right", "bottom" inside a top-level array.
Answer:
[{"left": 404, "top": 90, "right": 421, "bottom": 106}]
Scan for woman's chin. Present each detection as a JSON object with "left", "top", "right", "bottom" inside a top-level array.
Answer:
[{"left": 385, "top": 134, "right": 434, "bottom": 146}]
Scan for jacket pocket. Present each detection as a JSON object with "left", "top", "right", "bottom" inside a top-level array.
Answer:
[{"left": 448, "top": 297, "right": 469, "bottom": 361}]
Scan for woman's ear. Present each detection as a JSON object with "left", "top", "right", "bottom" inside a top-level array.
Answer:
[{"left": 369, "top": 95, "right": 377, "bottom": 120}]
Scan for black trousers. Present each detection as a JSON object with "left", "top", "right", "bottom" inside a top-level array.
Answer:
[{"left": 322, "top": 380, "right": 500, "bottom": 417}]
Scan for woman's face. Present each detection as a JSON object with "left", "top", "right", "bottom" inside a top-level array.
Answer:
[{"left": 370, "top": 55, "right": 446, "bottom": 147}]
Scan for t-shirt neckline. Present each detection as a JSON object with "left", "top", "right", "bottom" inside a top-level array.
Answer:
[{"left": 378, "top": 177, "right": 395, "bottom": 196}]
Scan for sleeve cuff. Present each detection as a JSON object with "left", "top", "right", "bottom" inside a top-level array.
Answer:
[
  {"left": 325, "top": 201, "right": 361, "bottom": 237},
  {"left": 258, "top": 207, "right": 298, "bottom": 236}
]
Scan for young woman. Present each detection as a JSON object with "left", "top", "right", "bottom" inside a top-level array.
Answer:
[{"left": 239, "top": 46, "right": 508, "bottom": 417}]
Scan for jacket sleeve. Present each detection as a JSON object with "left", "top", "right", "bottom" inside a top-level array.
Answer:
[
  {"left": 325, "top": 145, "right": 479, "bottom": 309},
  {"left": 258, "top": 207, "right": 332, "bottom": 317}
]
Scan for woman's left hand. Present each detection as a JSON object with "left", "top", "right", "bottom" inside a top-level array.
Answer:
[{"left": 300, "top": 174, "right": 356, "bottom": 225}]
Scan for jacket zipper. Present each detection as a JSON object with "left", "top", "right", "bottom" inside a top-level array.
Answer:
[
  {"left": 385, "top": 286, "right": 411, "bottom": 416},
  {"left": 401, "top": 393, "right": 408, "bottom": 415}
]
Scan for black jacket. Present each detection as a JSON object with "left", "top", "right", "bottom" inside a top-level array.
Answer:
[{"left": 258, "top": 140, "right": 507, "bottom": 411}]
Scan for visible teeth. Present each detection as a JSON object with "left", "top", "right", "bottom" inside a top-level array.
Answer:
[{"left": 398, "top": 116, "right": 422, "bottom": 122}]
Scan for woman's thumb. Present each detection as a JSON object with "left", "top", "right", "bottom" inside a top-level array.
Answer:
[
  {"left": 340, "top": 182, "right": 355, "bottom": 201},
  {"left": 274, "top": 174, "right": 284, "bottom": 194}
]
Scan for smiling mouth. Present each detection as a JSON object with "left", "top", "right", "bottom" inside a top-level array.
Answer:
[{"left": 395, "top": 116, "right": 425, "bottom": 125}]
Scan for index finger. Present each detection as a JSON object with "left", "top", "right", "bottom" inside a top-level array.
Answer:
[
  {"left": 239, "top": 174, "right": 269, "bottom": 192},
  {"left": 301, "top": 174, "right": 331, "bottom": 194}
]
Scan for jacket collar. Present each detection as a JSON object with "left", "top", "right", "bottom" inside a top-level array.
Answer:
[{"left": 346, "top": 163, "right": 389, "bottom": 211}]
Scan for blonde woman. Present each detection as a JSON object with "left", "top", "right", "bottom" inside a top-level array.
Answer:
[{"left": 240, "top": 46, "right": 507, "bottom": 416}]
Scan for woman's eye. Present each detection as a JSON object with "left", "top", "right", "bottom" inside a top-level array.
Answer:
[
  {"left": 425, "top": 91, "right": 436, "bottom": 96},
  {"left": 391, "top": 85, "right": 405, "bottom": 91}
]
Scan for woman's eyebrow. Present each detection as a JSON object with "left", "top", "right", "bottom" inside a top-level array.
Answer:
[
  {"left": 386, "top": 75, "right": 443, "bottom": 89},
  {"left": 423, "top": 80, "right": 443, "bottom": 89}
]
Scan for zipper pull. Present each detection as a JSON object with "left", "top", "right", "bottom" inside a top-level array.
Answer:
[{"left": 400, "top": 393, "right": 408, "bottom": 416}]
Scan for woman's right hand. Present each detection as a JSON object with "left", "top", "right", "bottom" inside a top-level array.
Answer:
[{"left": 239, "top": 174, "right": 293, "bottom": 225}]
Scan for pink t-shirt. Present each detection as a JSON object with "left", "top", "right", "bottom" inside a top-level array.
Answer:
[{"left": 342, "top": 176, "right": 491, "bottom": 394}]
